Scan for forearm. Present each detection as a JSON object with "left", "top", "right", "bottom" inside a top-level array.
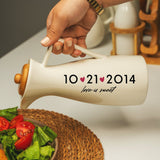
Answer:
[{"left": 96, "top": 0, "right": 132, "bottom": 7}]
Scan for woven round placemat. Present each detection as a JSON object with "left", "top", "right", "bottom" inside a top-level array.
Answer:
[{"left": 18, "top": 109, "right": 104, "bottom": 160}]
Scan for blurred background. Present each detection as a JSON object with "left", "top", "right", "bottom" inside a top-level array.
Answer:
[{"left": 0, "top": 0, "right": 58, "bottom": 58}]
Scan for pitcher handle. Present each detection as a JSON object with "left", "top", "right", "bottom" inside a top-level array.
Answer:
[
  {"left": 42, "top": 38, "right": 106, "bottom": 66},
  {"left": 103, "top": 7, "right": 115, "bottom": 26},
  {"left": 42, "top": 46, "right": 53, "bottom": 67}
]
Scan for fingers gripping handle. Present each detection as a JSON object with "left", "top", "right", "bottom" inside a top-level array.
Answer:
[
  {"left": 42, "top": 39, "right": 105, "bottom": 66},
  {"left": 59, "top": 39, "right": 105, "bottom": 59}
]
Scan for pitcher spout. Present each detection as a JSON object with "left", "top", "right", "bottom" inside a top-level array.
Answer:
[{"left": 20, "top": 96, "right": 37, "bottom": 109}]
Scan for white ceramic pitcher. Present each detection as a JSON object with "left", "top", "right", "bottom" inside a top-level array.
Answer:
[
  {"left": 15, "top": 40, "right": 148, "bottom": 109},
  {"left": 86, "top": 7, "right": 115, "bottom": 48}
]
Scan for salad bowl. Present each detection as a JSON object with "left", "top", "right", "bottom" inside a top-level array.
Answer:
[
  {"left": 0, "top": 117, "right": 58, "bottom": 160},
  {"left": 25, "top": 118, "right": 58, "bottom": 160}
]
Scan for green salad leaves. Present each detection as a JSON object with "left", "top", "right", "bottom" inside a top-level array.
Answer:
[
  {"left": 0, "top": 107, "right": 18, "bottom": 121},
  {"left": 17, "top": 126, "right": 57, "bottom": 160},
  {"left": 0, "top": 107, "right": 57, "bottom": 160}
]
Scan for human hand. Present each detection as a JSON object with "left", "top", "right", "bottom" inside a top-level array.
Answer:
[{"left": 40, "top": 0, "right": 97, "bottom": 57}]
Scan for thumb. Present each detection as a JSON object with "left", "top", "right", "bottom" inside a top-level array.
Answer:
[{"left": 41, "top": 20, "right": 65, "bottom": 47}]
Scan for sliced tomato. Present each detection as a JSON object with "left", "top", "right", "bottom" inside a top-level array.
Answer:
[
  {"left": 0, "top": 117, "right": 9, "bottom": 131},
  {"left": 15, "top": 133, "right": 33, "bottom": 150},
  {"left": 9, "top": 115, "right": 24, "bottom": 129},
  {"left": 16, "top": 121, "right": 35, "bottom": 138}
]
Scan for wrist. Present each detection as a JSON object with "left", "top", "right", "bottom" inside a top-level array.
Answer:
[{"left": 86, "top": 0, "right": 104, "bottom": 15}]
